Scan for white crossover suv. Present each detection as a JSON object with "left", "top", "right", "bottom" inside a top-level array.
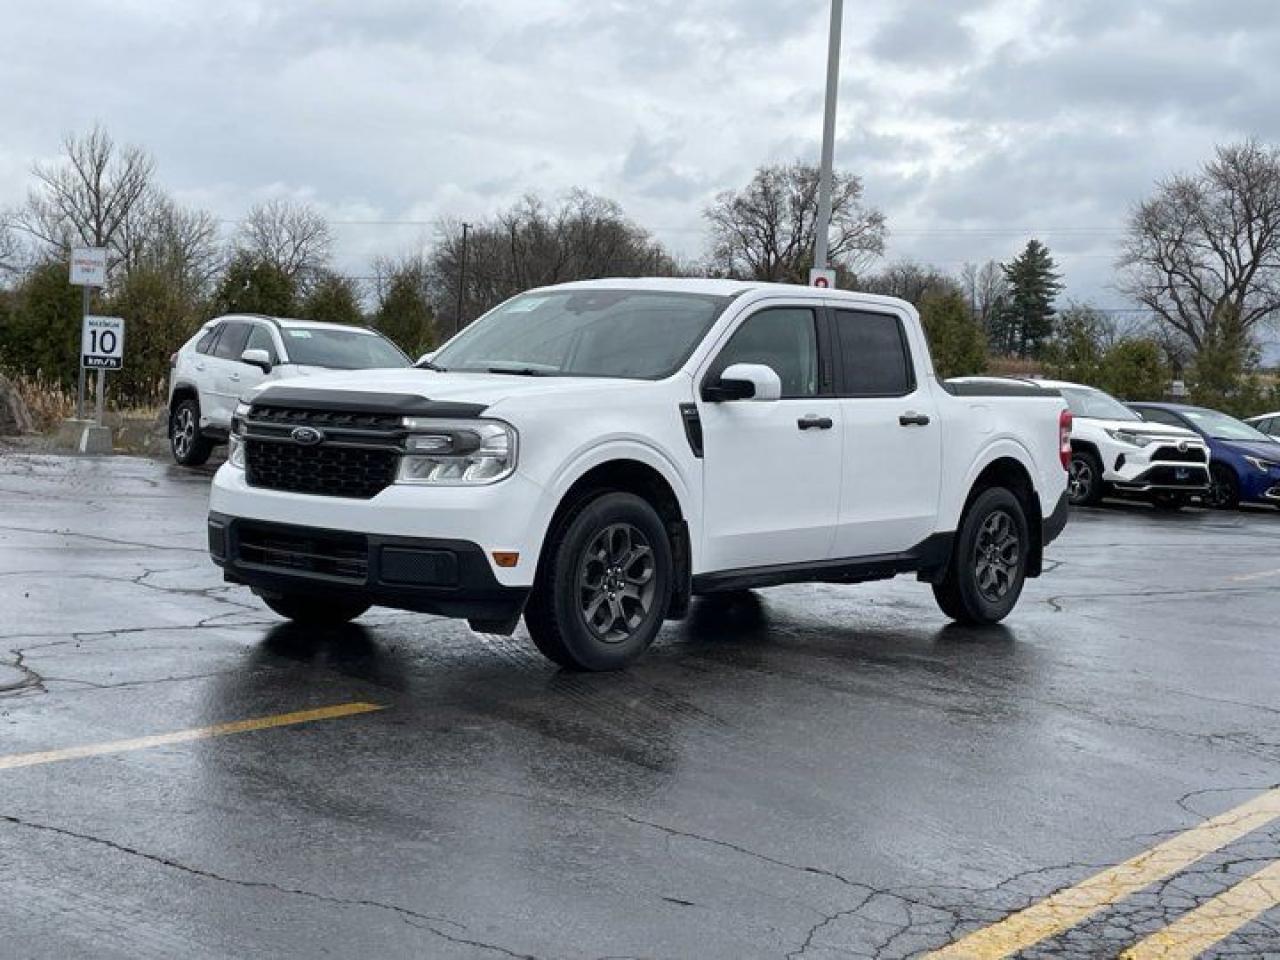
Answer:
[
  {"left": 1032, "top": 379, "right": 1210, "bottom": 509},
  {"left": 167, "top": 315, "right": 410, "bottom": 466}
]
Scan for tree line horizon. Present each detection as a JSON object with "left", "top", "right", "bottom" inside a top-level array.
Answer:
[{"left": 1, "top": 126, "right": 1277, "bottom": 416}]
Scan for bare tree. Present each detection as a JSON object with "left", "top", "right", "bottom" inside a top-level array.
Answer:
[
  {"left": 0, "top": 213, "right": 22, "bottom": 279},
  {"left": 237, "top": 199, "right": 332, "bottom": 282},
  {"left": 859, "top": 260, "right": 961, "bottom": 305},
  {"left": 118, "top": 192, "right": 221, "bottom": 295},
  {"left": 704, "top": 161, "right": 886, "bottom": 283},
  {"left": 431, "top": 191, "right": 678, "bottom": 329},
  {"left": 1119, "top": 140, "right": 1280, "bottom": 355},
  {"left": 961, "top": 260, "right": 1009, "bottom": 332},
  {"left": 14, "top": 125, "right": 155, "bottom": 262}
]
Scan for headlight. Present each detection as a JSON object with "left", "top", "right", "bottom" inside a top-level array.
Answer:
[
  {"left": 1106, "top": 429, "right": 1157, "bottom": 447},
  {"left": 227, "top": 432, "right": 246, "bottom": 469},
  {"left": 1244, "top": 455, "right": 1279, "bottom": 473},
  {"left": 396, "top": 419, "right": 517, "bottom": 485},
  {"left": 234, "top": 401, "right": 251, "bottom": 419}
]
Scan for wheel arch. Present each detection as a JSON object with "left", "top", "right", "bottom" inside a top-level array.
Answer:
[
  {"left": 951, "top": 450, "right": 1046, "bottom": 580},
  {"left": 169, "top": 382, "right": 200, "bottom": 413},
  {"left": 535, "top": 453, "right": 693, "bottom": 620}
]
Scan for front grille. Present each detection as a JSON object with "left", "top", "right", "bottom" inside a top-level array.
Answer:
[
  {"left": 246, "top": 440, "right": 397, "bottom": 499},
  {"left": 248, "top": 405, "right": 403, "bottom": 434},
  {"left": 237, "top": 523, "right": 369, "bottom": 581},
  {"left": 1152, "top": 445, "right": 1207, "bottom": 464}
]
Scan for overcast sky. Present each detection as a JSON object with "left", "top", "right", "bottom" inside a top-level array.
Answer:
[{"left": 3, "top": 0, "right": 1278, "bottom": 310}]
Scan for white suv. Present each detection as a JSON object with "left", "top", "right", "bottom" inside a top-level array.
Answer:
[
  {"left": 168, "top": 314, "right": 410, "bottom": 465},
  {"left": 1033, "top": 379, "right": 1210, "bottom": 508}
]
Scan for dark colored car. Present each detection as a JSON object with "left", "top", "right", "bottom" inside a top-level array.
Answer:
[{"left": 1129, "top": 402, "right": 1280, "bottom": 509}]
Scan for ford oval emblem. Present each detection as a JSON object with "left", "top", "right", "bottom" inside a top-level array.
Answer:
[{"left": 291, "top": 426, "right": 324, "bottom": 446}]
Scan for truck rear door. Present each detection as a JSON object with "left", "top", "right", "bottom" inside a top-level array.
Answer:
[{"left": 828, "top": 307, "right": 942, "bottom": 556}]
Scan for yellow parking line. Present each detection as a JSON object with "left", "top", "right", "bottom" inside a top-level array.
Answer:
[
  {"left": 0, "top": 702, "right": 384, "bottom": 771},
  {"left": 1120, "top": 859, "right": 1280, "bottom": 960},
  {"left": 925, "top": 786, "right": 1280, "bottom": 959}
]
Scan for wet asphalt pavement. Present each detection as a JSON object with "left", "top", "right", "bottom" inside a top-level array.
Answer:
[{"left": 1, "top": 452, "right": 1278, "bottom": 959}]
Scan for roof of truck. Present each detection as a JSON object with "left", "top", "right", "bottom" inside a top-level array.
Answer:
[{"left": 535, "top": 276, "right": 912, "bottom": 309}]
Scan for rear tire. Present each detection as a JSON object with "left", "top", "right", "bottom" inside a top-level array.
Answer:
[
  {"left": 1206, "top": 463, "right": 1240, "bottom": 510},
  {"left": 260, "top": 593, "right": 370, "bottom": 626},
  {"left": 933, "top": 487, "right": 1030, "bottom": 625},
  {"left": 1068, "top": 450, "right": 1103, "bottom": 506},
  {"left": 170, "top": 397, "right": 214, "bottom": 466},
  {"left": 524, "top": 491, "right": 673, "bottom": 671}
]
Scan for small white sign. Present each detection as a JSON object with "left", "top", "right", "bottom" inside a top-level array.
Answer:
[
  {"left": 809, "top": 267, "right": 836, "bottom": 289},
  {"left": 82, "top": 315, "right": 125, "bottom": 370},
  {"left": 70, "top": 247, "right": 108, "bottom": 287}
]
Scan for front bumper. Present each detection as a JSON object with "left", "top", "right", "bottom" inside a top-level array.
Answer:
[
  {"left": 1110, "top": 463, "right": 1210, "bottom": 493},
  {"left": 209, "top": 512, "right": 530, "bottom": 631}
]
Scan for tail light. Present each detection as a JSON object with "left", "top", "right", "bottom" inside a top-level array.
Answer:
[{"left": 1059, "top": 409, "right": 1073, "bottom": 470}]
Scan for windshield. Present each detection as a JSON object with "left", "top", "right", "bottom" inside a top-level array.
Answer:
[
  {"left": 1182, "top": 409, "right": 1276, "bottom": 442},
  {"left": 429, "top": 289, "right": 733, "bottom": 379},
  {"left": 281, "top": 328, "right": 409, "bottom": 369},
  {"left": 1058, "top": 386, "right": 1141, "bottom": 421}
]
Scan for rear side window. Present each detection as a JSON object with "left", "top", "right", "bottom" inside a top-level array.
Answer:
[
  {"left": 211, "top": 321, "right": 252, "bottom": 360},
  {"left": 833, "top": 311, "right": 914, "bottom": 397},
  {"left": 195, "top": 325, "right": 221, "bottom": 355}
]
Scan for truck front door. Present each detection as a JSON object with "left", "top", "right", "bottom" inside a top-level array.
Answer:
[{"left": 696, "top": 304, "right": 843, "bottom": 572}]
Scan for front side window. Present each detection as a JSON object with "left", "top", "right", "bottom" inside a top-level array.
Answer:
[
  {"left": 245, "top": 324, "right": 278, "bottom": 363},
  {"left": 834, "top": 310, "right": 913, "bottom": 397},
  {"left": 211, "top": 321, "right": 251, "bottom": 360},
  {"left": 1134, "top": 406, "right": 1186, "bottom": 429},
  {"left": 708, "top": 308, "right": 818, "bottom": 398},
  {"left": 281, "top": 328, "right": 409, "bottom": 369},
  {"left": 430, "top": 289, "right": 732, "bottom": 379}
]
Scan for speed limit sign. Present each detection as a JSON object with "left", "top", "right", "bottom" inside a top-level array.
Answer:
[{"left": 82, "top": 315, "right": 125, "bottom": 370}]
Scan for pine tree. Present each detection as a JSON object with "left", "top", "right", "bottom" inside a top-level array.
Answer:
[{"left": 1000, "top": 240, "right": 1063, "bottom": 357}]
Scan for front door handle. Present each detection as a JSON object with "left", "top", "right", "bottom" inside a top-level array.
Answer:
[
  {"left": 899, "top": 412, "right": 930, "bottom": 426},
  {"left": 797, "top": 415, "right": 834, "bottom": 431}
]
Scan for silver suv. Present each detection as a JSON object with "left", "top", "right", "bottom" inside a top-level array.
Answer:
[{"left": 167, "top": 314, "right": 410, "bottom": 465}]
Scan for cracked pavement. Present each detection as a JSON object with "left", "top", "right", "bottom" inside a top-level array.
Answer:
[{"left": 1, "top": 453, "right": 1278, "bottom": 958}]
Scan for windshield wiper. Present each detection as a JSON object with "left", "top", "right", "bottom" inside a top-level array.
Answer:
[{"left": 485, "top": 365, "right": 551, "bottom": 376}]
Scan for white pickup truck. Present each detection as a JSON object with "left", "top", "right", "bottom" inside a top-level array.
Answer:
[{"left": 208, "top": 279, "right": 1071, "bottom": 670}]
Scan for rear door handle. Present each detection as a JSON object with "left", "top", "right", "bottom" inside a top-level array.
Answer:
[
  {"left": 899, "top": 412, "right": 930, "bottom": 426},
  {"left": 797, "top": 415, "right": 834, "bottom": 431}
]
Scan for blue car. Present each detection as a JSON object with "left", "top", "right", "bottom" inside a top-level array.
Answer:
[{"left": 1129, "top": 402, "right": 1280, "bottom": 509}]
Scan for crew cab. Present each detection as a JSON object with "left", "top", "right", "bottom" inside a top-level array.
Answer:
[
  {"left": 208, "top": 279, "right": 1071, "bottom": 671},
  {"left": 168, "top": 314, "right": 410, "bottom": 466},
  {"left": 1029, "top": 380, "right": 1210, "bottom": 509}
]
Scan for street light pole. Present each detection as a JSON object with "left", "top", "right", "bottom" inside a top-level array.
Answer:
[{"left": 812, "top": 0, "right": 844, "bottom": 273}]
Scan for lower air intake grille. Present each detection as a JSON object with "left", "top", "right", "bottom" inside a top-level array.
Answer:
[{"left": 236, "top": 523, "right": 369, "bottom": 582}]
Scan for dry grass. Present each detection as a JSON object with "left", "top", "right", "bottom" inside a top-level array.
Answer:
[
  {"left": 987, "top": 356, "right": 1044, "bottom": 378},
  {"left": 9, "top": 372, "right": 75, "bottom": 432}
]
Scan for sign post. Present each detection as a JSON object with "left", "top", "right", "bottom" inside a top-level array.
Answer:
[
  {"left": 69, "top": 248, "right": 107, "bottom": 419},
  {"left": 81, "top": 315, "right": 125, "bottom": 426}
]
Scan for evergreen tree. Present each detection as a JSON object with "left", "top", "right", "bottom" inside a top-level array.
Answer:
[
  {"left": 1001, "top": 240, "right": 1062, "bottom": 357},
  {"left": 373, "top": 267, "right": 435, "bottom": 356},
  {"left": 300, "top": 271, "right": 363, "bottom": 326},
  {"left": 213, "top": 253, "right": 296, "bottom": 317},
  {"left": 918, "top": 290, "right": 987, "bottom": 378}
]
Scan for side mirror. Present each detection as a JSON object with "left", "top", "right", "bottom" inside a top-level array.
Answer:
[
  {"left": 417, "top": 351, "right": 436, "bottom": 366},
  {"left": 703, "top": 363, "right": 782, "bottom": 403},
  {"left": 241, "top": 348, "right": 273, "bottom": 373}
]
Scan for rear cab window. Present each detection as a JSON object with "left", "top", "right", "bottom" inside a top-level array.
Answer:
[{"left": 832, "top": 310, "right": 914, "bottom": 397}]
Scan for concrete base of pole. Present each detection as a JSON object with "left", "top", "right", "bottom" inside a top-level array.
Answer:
[{"left": 56, "top": 419, "right": 114, "bottom": 455}]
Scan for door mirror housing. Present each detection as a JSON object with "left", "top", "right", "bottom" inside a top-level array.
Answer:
[
  {"left": 240, "top": 348, "right": 273, "bottom": 373},
  {"left": 703, "top": 363, "right": 782, "bottom": 403},
  {"left": 417, "top": 351, "right": 436, "bottom": 366}
]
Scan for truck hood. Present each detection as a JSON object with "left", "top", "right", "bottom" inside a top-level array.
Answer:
[
  {"left": 1079, "top": 418, "right": 1202, "bottom": 440},
  {"left": 247, "top": 368, "right": 636, "bottom": 409}
]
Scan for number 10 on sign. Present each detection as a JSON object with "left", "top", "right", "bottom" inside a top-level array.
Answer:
[{"left": 82, "top": 315, "right": 125, "bottom": 370}]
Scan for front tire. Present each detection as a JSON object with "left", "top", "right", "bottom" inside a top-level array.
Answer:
[
  {"left": 1206, "top": 464, "right": 1240, "bottom": 510},
  {"left": 170, "top": 397, "right": 214, "bottom": 466},
  {"left": 524, "top": 492, "right": 673, "bottom": 671},
  {"left": 933, "top": 487, "right": 1030, "bottom": 625},
  {"left": 1068, "top": 450, "right": 1103, "bottom": 506},
  {"left": 260, "top": 593, "right": 370, "bottom": 626}
]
